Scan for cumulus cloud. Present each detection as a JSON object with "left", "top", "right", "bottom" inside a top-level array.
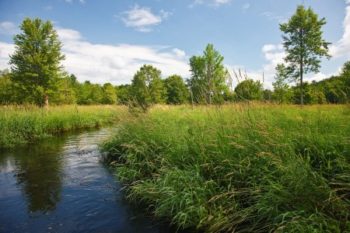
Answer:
[
  {"left": 172, "top": 48, "right": 186, "bottom": 58},
  {"left": 189, "top": 0, "right": 231, "bottom": 8},
  {"left": 0, "top": 26, "right": 190, "bottom": 85},
  {"left": 120, "top": 5, "right": 171, "bottom": 32},
  {"left": 0, "top": 42, "right": 14, "bottom": 69},
  {"left": 261, "top": 44, "right": 285, "bottom": 74},
  {"left": 242, "top": 3, "right": 251, "bottom": 11},
  {"left": 57, "top": 28, "right": 82, "bottom": 41},
  {"left": 330, "top": 1, "right": 350, "bottom": 58},
  {"left": 0, "top": 21, "right": 18, "bottom": 35}
]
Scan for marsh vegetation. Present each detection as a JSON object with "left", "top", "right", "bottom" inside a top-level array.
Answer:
[{"left": 103, "top": 104, "right": 350, "bottom": 232}]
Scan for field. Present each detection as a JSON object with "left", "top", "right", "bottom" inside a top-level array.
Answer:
[
  {"left": 102, "top": 104, "right": 350, "bottom": 232},
  {"left": 0, "top": 105, "right": 127, "bottom": 148}
]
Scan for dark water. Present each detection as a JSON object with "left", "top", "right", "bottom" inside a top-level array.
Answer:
[{"left": 0, "top": 128, "right": 169, "bottom": 233}]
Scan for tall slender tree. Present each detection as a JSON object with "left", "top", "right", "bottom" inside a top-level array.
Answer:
[
  {"left": 188, "top": 44, "right": 229, "bottom": 104},
  {"left": 280, "top": 5, "right": 330, "bottom": 105},
  {"left": 10, "top": 18, "right": 64, "bottom": 106}
]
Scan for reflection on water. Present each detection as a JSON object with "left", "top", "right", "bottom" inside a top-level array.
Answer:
[
  {"left": 14, "top": 142, "right": 64, "bottom": 213},
  {"left": 0, "top": 128, "right": 170, "bottom": 233}
]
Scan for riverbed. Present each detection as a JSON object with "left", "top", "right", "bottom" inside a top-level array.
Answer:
[{"left": 0, "top": 128, "right": 169, "bottom": 233}]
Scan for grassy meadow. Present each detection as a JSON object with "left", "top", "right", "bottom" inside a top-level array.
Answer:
[
  {"left": 0, "top": 105, "right": 127, "bottom": 148},
  {"left": 103, "top": 104, "right": 350, "bottom": 232}
]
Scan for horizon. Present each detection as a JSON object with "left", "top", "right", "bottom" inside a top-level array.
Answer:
[{"left": 0, "top": 0, "right": 349, "bottom": 89}]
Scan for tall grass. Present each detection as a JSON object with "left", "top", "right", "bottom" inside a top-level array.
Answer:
[
  {"left": 103, "top": 104, "right": 350, "bottom": 232},
  {"left": 0, "top": 105, "right": 127, "bottom": 148}
]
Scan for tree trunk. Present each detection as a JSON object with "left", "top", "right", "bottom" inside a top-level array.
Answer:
[
  {"left": 299, "top": 28, "right": 304, "bottom": 106},
  {"left": 300, "top": 60, "right": 304, "bottom": 105},
  {"left": 44, "top": 94, "right": 49, "bottom": 108}
]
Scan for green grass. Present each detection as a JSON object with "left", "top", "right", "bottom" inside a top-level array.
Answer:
[
  {"left": 102, "top": 104, "right": 350, "bottom": 232},
  {"left": 0, "top": 105, "right": 127, "bottom": 148}
]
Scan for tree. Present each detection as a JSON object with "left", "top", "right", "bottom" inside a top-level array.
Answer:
[
  {"left": 341, "top": 61, "right": 350, "bottom": 78},
  {"left": 116, "top": 84, "right": 131, "bottom": 105},
  {"left": 130, "top": 65, "right": 166, "bottom": 110},
  {"left": 90, "top": 84, "right": 104, "bottom": 104},
  {"left": 263, "top": 89, "right": 273, "bottom": 102},
  {"left": 188, "top": 44, "right": 229, "bottom": 104},
  {"left": 234, "top": 79, "right": 263, "bottom": 101},
  {"left": 164, "top": 75, "right": 189, "bottom": 104},
  {"left": 10, "top": 18, "right": 65, "bottom": 107},
  {"left": 0, "top": 70, "right": 15, "bottom": 104},
  {"left": 272, "top": 64, "right": 293, "bottom": 103},
  {"left": 340, "top": 61, "right": 350, "bottom": 100},
  {"left": 102, "top": 83, "right": 117, "bottom": 104},
  {"left": 280, "top": 5, "right": 330, "bottom": 105},
  {"left": 49, "top": 74, "right": 77, "bottom": 104}
]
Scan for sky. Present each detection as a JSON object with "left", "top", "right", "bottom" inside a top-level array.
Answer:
[{"left": 0, "top": 0, "right": 349, "bottom": 89}]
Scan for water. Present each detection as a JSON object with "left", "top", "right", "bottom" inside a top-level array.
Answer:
[{"left": 0, "top": 128, "right": 169, "bottom": 233}]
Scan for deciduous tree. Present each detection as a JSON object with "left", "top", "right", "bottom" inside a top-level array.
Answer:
[
  {"left": 10, "top": 18, "right": 65, "bottom": 106},
  {"left": 164, "top": 75, "right": 189, "bottom": 104},
  {"left": 130, "top": 65, "right": 165, "bottom": 111},
  {"left": 188, "top": 44, "right": 229, "bottom": 104},
  {"left": 280, "top": 5, "right": 330, "bottom": 105}
]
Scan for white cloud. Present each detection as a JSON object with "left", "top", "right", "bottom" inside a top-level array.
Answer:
[
  {"left": 172, "top": 48, "right": 186, "bottom": 58},
  {"left": 330, "top": 1, "right": 350, "bottom": 58},
  {"left": 65, "top": 0, "right": 85, "bottom": 4},
  {"left": 57, "top": 28, "right": 82, "bottom": 41},
  {"left": 262, "top": 44, "right": 285, "bottom": 72},
  {"left": 120, "top": 5, "right": 170, "bottom": 32},
  {"left": 0, "top": 27, "right": 190, "bottom": 85},
  {"left": 0, "top": 21, "right": 18, "bottom": 35},
  {"left": 0, "top": 42, "right": 15, "bottom": 69},
  {"left": 214, "top": 0, "right": 231, "bottom": 5},
  {"left": 242, "top": 3, "right": 250, "bottom": 11},
  {"left": 189, "top": 0, "right": 231, "bottom": 8}
]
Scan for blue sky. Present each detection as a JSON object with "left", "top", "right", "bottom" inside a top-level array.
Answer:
[{"left": 0, "top": 0, "right": 349, "bottom": 88}]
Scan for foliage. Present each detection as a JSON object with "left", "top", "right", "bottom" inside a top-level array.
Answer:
[
  {"left": 0, "top": 70, "right": 15, "bottom": 104},
  {"left": 116, "top": 84, "right": 131, "bottom": 105},
  {"left": 272, "top": 64, "right": 293, "bottom": 103},
  {"left": 102, "top": 83, "right": 117, "bottom": 104},
  {"left": 130, "top": 65, "right": 166, "bottom": 111},
  {"left": 234, "top": 79, "right": 263, "bottom": 101},
  {"left": 280, "top": 5, "right": 330, "bottom": 105},
  {"left": 164, "top": 75, "right": 189, "bottom": 104},
  {"left": 10, "top": 18, "right": 65, "bottom": 106},
  {"left": 188, "top": 44, "right": 229, "bottom": 104}
]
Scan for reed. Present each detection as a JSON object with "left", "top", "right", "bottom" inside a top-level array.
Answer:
[
  {"left": 103, "top": 104, "right": 350, "bottom": 232},
  {"left": 0, "top": 105, "right": 127, "bottom": 148}
]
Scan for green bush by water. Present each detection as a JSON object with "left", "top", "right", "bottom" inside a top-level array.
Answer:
[
  {"left": 0, "top": 105, "right": 127, "bottom": 148},
  {"left": 103, "top": 104, "right": 350, "bottom": 232}
]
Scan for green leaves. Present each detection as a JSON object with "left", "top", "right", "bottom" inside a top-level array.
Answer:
[
  {"left": 188, "top": 44, "right": 229, "bottom": 104},
  {"left": 280, "top": 5, "right": 331, "bottom": 73},
  {"left": 234, "top": 79, "right": 263, "bottom": 101},
  {"left": 164, "top": 75, "right": 189, "bottom": 104},
  {"left": 280, "top": 5, "right": 331, "bottom": 105},
  {"left": 10, "top": 18, "right": 64, "bottom": 106},
  {"left": 130, "top": 65, "right": 166, "bottom": 111}
]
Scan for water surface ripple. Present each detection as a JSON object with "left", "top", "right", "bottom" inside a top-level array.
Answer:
[{"left": 0, "top": 128, "right": 168, "bottom": 233}]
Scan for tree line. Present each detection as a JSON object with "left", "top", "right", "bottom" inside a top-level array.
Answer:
[{"left": 0, "top": 6, "right": 349, "bottom": 107}]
